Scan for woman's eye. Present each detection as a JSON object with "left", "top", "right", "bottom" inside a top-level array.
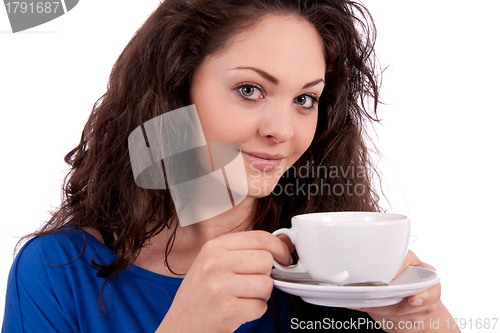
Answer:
[
  {"left": 294, "top": 94, "right": 317, "bottom": 109},
  {"left": 237, "top": 84, "right": 263, "bottom": 100}
]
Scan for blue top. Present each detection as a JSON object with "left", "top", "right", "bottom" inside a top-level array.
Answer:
[{"left": 2, "top": 229, "right": 291, "bottom": 332}]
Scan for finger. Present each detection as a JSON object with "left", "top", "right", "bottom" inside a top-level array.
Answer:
[
  {"left": 230, "top": 274, "right": 275, "bottom": 301},
  {"left": 230, "top": 250, "right": 274, "bottom": 274},
  {"left": 407, "top": 283, "right": 441, "bottom": 307},
  {"left": 359, "top": 283, "right": 441, "bottom": 317},
  {"left": 277, "top": 234, "right": 295, "bottom": 253},
  {"left": 214, "top": 231, "right": 291, "bottom": 266},
  {"left": 234, "top": 298, "right": 269, "bottom": 324}
]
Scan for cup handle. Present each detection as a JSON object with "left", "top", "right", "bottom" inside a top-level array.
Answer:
[{"left": 272, "top": 228, "right": 306, "bottom": 274}]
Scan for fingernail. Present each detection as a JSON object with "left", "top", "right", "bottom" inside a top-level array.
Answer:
[
  {"left": 411, "top": 298, "right": 424, "bottom": 306},
  {"left": 289, "top": 255, "right": 293, "bottom": 265}
]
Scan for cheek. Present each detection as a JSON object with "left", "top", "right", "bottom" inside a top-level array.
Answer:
[
  {"left": 295, "top": 116, "right": 318, "bottom": 156},
  {"left": 199, "top": 111, "right": 258, "bottom": 144},
  {"left": 195, "top": 89, "right": 260, "bottom": 144},
  {"left": 191, "top": 72, "right": 239, "bottom": 142}
]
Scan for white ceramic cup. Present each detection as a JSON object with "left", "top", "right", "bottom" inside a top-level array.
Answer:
[{"left": 272, "top": 212, "right": 411, "bottom": 285}]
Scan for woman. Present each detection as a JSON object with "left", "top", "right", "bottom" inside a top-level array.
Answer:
[{"left": 2, "top": 0, "right": 459, "bottom": 332}]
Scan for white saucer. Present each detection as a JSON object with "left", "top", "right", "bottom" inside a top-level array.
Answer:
[{"left": 272, "top": 266, "right": 440, "bottom": 308}]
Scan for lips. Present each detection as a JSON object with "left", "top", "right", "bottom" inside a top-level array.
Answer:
[{"left": 241, "top": 151, "right": 284, "bottom": 170}]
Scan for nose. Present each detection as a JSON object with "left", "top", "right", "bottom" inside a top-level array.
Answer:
[{"left": 258, "top": 103, "right": 294, "bottom": 143}]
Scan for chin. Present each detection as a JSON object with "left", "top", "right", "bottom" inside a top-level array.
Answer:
[{"left": 246, "top": 178, "right": 280, "bottom": 198}]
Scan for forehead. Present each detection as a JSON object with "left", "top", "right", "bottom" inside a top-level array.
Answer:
[{"left": 203, "top": 14, "right": 326, "bottom": 78}]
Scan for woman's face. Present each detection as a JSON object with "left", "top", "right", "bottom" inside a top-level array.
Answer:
[{"left": 191, "top": 14, "right": 326, "bottom": 198}]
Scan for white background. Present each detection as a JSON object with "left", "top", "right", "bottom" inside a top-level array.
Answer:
[{"left": 1, "top": 1, "right": 499, "bottom": 331}]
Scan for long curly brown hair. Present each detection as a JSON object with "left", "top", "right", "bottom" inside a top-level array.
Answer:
[{"left": 23, "top": 0, "right": 383, "bottom": 329}]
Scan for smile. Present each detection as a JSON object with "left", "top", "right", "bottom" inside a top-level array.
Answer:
[{"left": 241, "top": 151, "right": 284, "bottom": 171}]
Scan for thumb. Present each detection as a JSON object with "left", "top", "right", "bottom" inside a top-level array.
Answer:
[
  {"left": 276, "top": 234, "right": 294, "bottom": 265},
  {"left": 276, "top": 234, "right": 295, "bottom": 253}
]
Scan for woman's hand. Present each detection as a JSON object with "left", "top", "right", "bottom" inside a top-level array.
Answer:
[
  {"left": 156, "top": 230, "right": 291, "bottom": 333},
  {"left": 353, "top": 251, "right": 461, "bottom": 333}
]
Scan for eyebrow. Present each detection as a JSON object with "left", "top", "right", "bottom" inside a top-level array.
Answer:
[
  {"left": 301, "top": 79, "right": 325, "bottom": 89},
  {"left": 232, "top": 66, "right": 324, "bottom": 89},
  {"left": 233, "top": 66, "right": 279, "bottom": 85}
]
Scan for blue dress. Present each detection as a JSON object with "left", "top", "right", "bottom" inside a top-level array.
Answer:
[{"left": 2, "top": 229, "right": 291, "bottom": 332}]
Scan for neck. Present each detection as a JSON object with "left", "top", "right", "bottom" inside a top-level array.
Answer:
[{"left": 133, "top": 197, "right": 257, "bottom": 276}]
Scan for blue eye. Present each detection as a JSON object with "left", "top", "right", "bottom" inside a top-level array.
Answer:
[
  {"left": 237, "top": 83, "right": 264, "bottom": 101},
  {"left": 294, "top": 94, "right": 318, "bottom": 109}
]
